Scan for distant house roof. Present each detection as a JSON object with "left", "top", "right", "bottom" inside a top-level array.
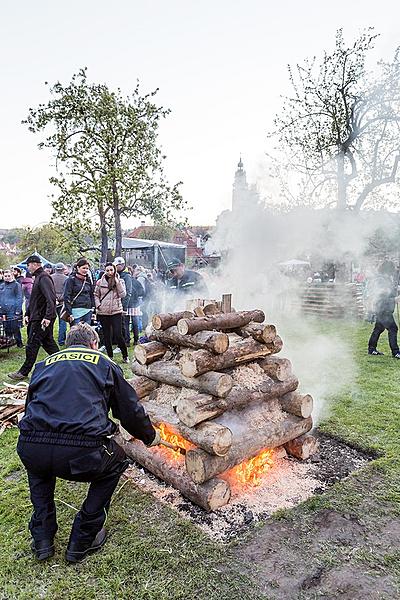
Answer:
[{"left": 122, "top": 237, "right": 185, "bottom": 250}]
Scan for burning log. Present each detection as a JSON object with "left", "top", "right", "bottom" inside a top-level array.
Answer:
[
  {"left": 179, "top": 337, "right": 282, "bottom": 378},
  {"left": 152, "top": 311, "right": 194, "bottom": 331},
  {"left": 185, "top": 415, "right": 313, "bottom": 483},
  {"left": 141, "top": 401, "right": 232, "bottom": 456},
  {"left": 258, "top": 356, "right": 292, "bottom": 381},
  {"left": 117, "top": 435, "right": 231, "bottom": 511},
  {"left": 127, "top": 376, "right": 158, "bottom": 399},
  {"left": 279, "top": 392, "right": 313, "bottom": 419},
  {"left": 131, "top": 360, "right": 233, "bottom": 398},
  {"left": 177, "top": 309, "right": 265, "bottom": 336},
  {"left": 284, "top": 433, "right": 319, "bottom": 460},
  {"left": 175, "top": 376, "right": 299, "bottom": 427},
  {"left": 238, "top": 323, "right": 277, "bottom": 344},
  {"left": 149, "top": 326, "right": 229, "bottom": 354},
  {"left": 134, "top": 341, "right": 168, "bottom": 365}
]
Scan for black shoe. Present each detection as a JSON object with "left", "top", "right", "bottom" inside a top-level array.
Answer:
[
  {"left": 66, "top": 528, "right": 107, "bottom": 564},
  {"left": 8, "top": 371, "right": 28, "bottom": 381},
  {"left": 368, "top": 349, "right": 384, "bottom": 356},
  {"left": 393, "top": 353, "right": 400, "bottom": 359},
  {"left": 31, "top": 539, "right": 55, "bottom": 561},
  {"left": 122, "top": 357, "right": 129, "bottom": 364}
]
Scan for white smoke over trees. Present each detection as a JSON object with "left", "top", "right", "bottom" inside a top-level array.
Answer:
[{"left": 267, "top": 28, "right": 400, "bottom": 212}]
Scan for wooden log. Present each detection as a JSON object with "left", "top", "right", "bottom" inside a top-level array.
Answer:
[
  {"left": 134, "top": 341, "right": 168, "bottom": 365},
  {"left": 141, "top": 401, "right": 232, "bottom": 456},
  {"left": 194, "top": 306, "right": 206, "bottom": 317},
  {"left": 221, "top": 294, "right": 232, "bottom": 313},
  {"left": 185, "top": 415, "right": 313, "bottom": 483},
  {"left": 127, "top": 375, "right": 158, "bottom": 399},
  {"left": 279, "top": 392, "right": 313, "bottom": 418},
  {"left": 258, "top": 356, "right": 292, "bottom": 381},
  {"left": 152, "top": 311, "right": 194, "bottom": 331},
  {"left": 150, "top": 326, "right": 229, "bottom": 355},
  {"left": 180, "top": 337, "right": 279, "bottom": 377},
  {"left": 177, "top": 309, "right": 265, "bottom": 336},
  {"left": 117, "top": 435, "right": 231, "bottom": 511},
  {"left": 175, "top": 376, "right": 299, "bottom": 427},
  {"left": 238, "top": 323, "right": 277, "bottom": 344},
  {"left": 284, "top": 433, "right": 319, "bottom": 460},
  {"left": 131, "top": 360, "right": 233, "bottom": 398}
]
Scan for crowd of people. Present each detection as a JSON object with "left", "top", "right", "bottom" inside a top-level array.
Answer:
[{"left": 2, "top": 254, "right": 207, "bottom": 381}]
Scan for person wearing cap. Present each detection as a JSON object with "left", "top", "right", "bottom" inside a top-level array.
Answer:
[
  {"left": 51, "top": 263, "right": 68, "bottom": 345},
  {"left": 167, "top": 257, "right": 208, "bottom": 299},
  {"left": 113, "top": 257, "right": 132, "bottom": 345},
  {"left": 9, "top": 255, "right": 58, "bottom": 381}
]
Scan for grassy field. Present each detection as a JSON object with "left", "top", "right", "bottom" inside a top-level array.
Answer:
[{"left": 0, "top": 320, "right": 399, "bottom": 599}]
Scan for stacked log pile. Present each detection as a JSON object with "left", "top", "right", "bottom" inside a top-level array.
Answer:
[{"left": 118, "top": 299, "right": 319, "bottom": 512}]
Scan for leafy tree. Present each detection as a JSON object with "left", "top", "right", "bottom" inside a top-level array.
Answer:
[
  {"left": 24, "top": 68, "right": 186, "bottom": 263},
  {"left": 269, "top": 29, "right": 400, "bottom": 211},
  {"left": 16, "top": 224, "right": 85, "bottom": 264},
  {"left": 136, "top": 224, "right": 175, "bottom": 242}
]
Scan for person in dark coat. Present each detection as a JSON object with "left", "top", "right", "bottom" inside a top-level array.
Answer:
[
  {"left": 17, "top": 323, "right": 160, "bottom": 562},
  {"left": 113, "top": 257, "right": 132, "bottom": 345},
  {"left": 63, "top": 258, "right": 95, "bottom": 325},
  {"left": 51, "top": 263, "right": 68, "bottom": 345},
  {"left": 8, "top": 256, "right": 59, "bottom": 381},
  {"left": 127, "top": 264, "right": 145, "bottom": 344},
  {"left": 167, "top": 257, "right": 208, "bottom": 297},
  {"left": 368, "top": 261, "right": 400, "bottom": 358},
  {"left": 0, "top": 269, "right": 23, "bottom": 347}
]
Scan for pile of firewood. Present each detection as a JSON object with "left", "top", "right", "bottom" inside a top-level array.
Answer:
[
  {"left": 118, "top": 297, "right": 319, "bottom": 512},
  {"left": 0, "top": 382, "right": 27, "bottom": 435}
]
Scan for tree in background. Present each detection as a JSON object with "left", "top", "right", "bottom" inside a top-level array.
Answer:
[
  {"left": 269, "top": 29, "right": 400, "bottom": 211},
  {"left": 136, "top": 224, "right": 175, "bottom": 242},
  {"left": 15, "top": 224, "right": 84, "bottom": 263},
  {"left": 24, "top": 68, "right": 186, "bottom": 263}
]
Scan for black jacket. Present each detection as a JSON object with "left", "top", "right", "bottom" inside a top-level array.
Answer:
[
  {"left": 168, "top": 269, "right": 208, "bottom": 296},
  {"left": 129, "top": 278, "right": 145, "bottom": 308},
  {"left": 18, "top": 345, "right": 156, "bottom": 447},
  {"left": 119, "top": 269, "right": 132, "bottom": 310},
  {"left": 63, "top": 275, "right": 95, "bottom": 314},
  {"left": 26, "top": 267, "right": 57, "bottom": 321}
]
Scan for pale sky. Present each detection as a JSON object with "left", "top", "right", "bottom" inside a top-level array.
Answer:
[{"left": 1, "top": 0, "right": 399, "bottom": 229}]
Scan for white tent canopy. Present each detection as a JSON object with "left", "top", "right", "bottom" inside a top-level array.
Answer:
[{"left": 278, "top": 259, "right": 311, "bottom": 267}]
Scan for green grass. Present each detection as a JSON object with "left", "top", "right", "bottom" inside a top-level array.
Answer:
[{"left": 1, "top": 320, "right": 400, "bottom": 598}]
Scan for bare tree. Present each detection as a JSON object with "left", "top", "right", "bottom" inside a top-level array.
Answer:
[{"left": 269, "top": 29, "right": 400, "bottom": 211}]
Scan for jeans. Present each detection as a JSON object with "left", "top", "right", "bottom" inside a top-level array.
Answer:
[
  {"left": 19, "top": 320, "right": 59, "bottom": 376},
  {"left": 17, "top": 438, "right": 129, "bottom": 546},
  {"left": 56, "top": 305, "right": 67, "bottom": 345},
  {"left": 72, "top": 311, "right": 92, "bottom": 326},
  {"left": 368, "top": 311, "right": 399, "bottom": 356}
]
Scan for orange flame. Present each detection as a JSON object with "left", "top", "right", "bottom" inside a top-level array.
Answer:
[
  {"left": 158, "top": 423, "right": 192, "bottom": 460},
  {"left": 231, "top": 449, "right": 274, "bottom": 486}
]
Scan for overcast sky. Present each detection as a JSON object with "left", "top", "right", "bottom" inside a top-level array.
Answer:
[{"left": 1, "top": 0, "right": 399, "bottom": 230}]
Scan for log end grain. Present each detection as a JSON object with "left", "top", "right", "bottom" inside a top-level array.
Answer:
[
  {"left": 284, "top": 433, "right": 319, "bottom": 460},
  {"left": 177, "top": 318, "right": 190, "bottom": 335}
]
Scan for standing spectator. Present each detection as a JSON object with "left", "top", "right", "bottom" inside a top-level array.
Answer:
[
  {"left": 44, "top": 263, "right": 53, "bottom": 275},
  {"left": 94, "top": 263, "right": 128, "bottom": 362},
  {"left": 113, "top": 257, "right": 132, "bottom": 345},
  {"left": 13, "top": 266, "right": 24, "bottom": 284},
  {"left": 63, "top": 258, "right": 95, "bottom": 325},
  {"left": 167, "top": 258, "right": 208, "bottom": 298},
  {"left": 368, "top": 261, "right": 400, "bottom": 358},
  {"left": 136, "top": 266, "right": 151, "bottom": 329},
  {"left": 8, "top": 256, "right": 58, "bottom": 381},
  {"left": 0, "top": 269, "right": 23, "bottom": 347},
  {"left": 51, "top": 262, "right": 68, "bottom": 346},
  {"left": 20, "top": 270, "right": 33, "bottom": 313},
  {"left": 127, "top": 265, "right": 144, "bottom": 345}
]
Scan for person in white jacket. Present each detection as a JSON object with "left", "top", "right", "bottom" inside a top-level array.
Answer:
[{"left": 94, "top": 263, "right": 128, "bottom": 362}]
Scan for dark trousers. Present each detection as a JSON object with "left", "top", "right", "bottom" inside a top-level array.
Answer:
[
  {"left": 122, "top": 314, "right": 130, "bottom": 345},
  {"left": 17, "top": 438, "right": 129, "bottom": 546},
  {"left": 130, "top": 316, "right": 139, "bottom": 344},
  {"left": 368, "top": 312, "right": 399, "bottom": 356},
  {"left": 19, "top": 320, "right": 59, "bottom": 376},
  {"left": 98, "top": 314, "right": 128, "bottom": 360}
]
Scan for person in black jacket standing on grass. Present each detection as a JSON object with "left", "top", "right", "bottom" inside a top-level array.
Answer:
[
  {"left": 368, "top": 260, "right": 400, "bottom": 358},
  {"left": 8, "top": 255, "right": 59, "bottom": 381},
  {"left": 17, "top": 323, "right": 160, "bottom": 563}
]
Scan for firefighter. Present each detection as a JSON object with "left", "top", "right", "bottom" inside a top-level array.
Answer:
[
  {"left": 166, "top": 257, "right": 208, "bottom": 297},
  {"left": 17, "top": 322, "right": 161, "bottom": 563}
]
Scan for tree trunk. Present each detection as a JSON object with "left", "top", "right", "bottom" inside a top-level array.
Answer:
[
  {"left": 177, "top": 310, "right": 265, "bottom": 335},
  {"left": 238, "top": 323, "right": 277, "bottom": 344},
  {"left": 152, "top": 311, "right": 194, "bottom": 330},
  {"left": 141, "top": 401, "right": 232, "bottom": 456},
  {"left": 127, "top": 375, "right": 158, "bottom": 399},
  {"left": 284, "top": 433, "right": 319, "bottom": 460},
  {"left": 258, "top": 356, "right": 292, "bottom": 381},
  {"left": 336, "top": 150, "right": 347, "bottom": 211},
  {"left": 175, "top": 376, "right": 299, "bottom": 427},
  {"left": 185, "top": 415, "right": 313, "bottom": 483},
  {"left": 150, "top": 326, "right": 229, "bottom": 354},
  {"left": 117, "top": 435, "right": 231, "bottom": 511},
  {"left": 179, "top": 337, "right": 280, "bottom": 377},
  {"left": 134, "top": 341, "right": 168, "bottom": 365},
  {"left": 279, "top": 392, "right": 313, "bottom": 419},
  {"left": 131, "top": 360, "right": 233, "bottom": 398}
]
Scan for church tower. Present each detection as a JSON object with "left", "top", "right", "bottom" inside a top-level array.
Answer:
[{"left": 232, "top": 156, "right": 249, "bottom": 212}]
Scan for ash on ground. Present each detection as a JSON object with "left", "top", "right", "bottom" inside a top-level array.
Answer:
[{"left": 122, "top": 432, "right": 372, "bottom": 542}]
